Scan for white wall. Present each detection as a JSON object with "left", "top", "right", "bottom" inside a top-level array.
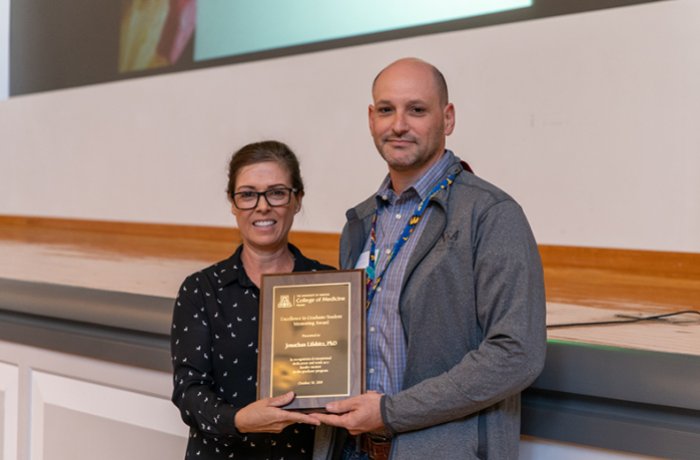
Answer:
[
  {"left": 1, "top": 0, "right": 699, "bottom": 252},
  {"left": 520, "top": 438, "right": 654, "bottom": 460},
  {"left": 0, "top": 340, "right": 187, "bottom": 460}
]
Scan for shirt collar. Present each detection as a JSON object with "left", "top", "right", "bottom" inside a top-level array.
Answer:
[
  {"left": 217, "top": 243, "right": 313, "bottom": 288},
  {"left": 216, "top": 245, "right": 252, "bottom": 288},
  {"left": 375, "top": 150, "right": 456, "bottom": 205}
]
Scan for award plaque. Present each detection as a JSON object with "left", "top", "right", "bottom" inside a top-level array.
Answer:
[{"left": 258, "top": 269, "right": 365, "bottom": 411}]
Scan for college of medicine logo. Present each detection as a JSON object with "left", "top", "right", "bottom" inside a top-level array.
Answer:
[{"left": 277, "top": 295, "right": 293, "bottom": 309}]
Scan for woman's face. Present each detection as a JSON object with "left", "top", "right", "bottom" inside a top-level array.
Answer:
[{"left": 231, "top": 161, "right": 301, "bottom": 253}]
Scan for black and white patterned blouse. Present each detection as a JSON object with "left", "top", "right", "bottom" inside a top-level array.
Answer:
[{"left": 171, "top": 244, "right": 335, "bottom": 459}]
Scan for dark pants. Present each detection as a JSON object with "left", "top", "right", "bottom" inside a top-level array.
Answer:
[{"left": 341, "top": 437, "right": 370, "bottom": 460}]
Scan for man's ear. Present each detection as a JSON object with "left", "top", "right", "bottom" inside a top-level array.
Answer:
[{"left": 444, "top": 103, "right": 456, "bottom": 136}]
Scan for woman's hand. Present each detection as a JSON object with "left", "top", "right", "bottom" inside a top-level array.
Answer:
[{"left": 234, "top": 392, "right": 321, "bottom": 433}]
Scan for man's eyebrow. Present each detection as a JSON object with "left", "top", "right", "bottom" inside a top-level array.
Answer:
[{"left": 374, "top": 99, "right": 428, "bottom": 105}]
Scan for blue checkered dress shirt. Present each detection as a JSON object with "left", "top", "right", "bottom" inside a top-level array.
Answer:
[{"left": 360, "top": 150, "right": 455, "bottom": 395}]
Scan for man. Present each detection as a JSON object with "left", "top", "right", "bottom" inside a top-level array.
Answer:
[{"left": 312, "top": 58, "right": 546, "bottom": 459}]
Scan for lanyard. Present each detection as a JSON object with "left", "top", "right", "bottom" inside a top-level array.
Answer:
[{"left": 366, "top": 173, "right": 456, "bottom": 307}]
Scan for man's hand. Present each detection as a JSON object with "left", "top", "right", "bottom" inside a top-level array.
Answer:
[
  {"left": 234, "top": 392, "right": 321, "bottom": 433},
  {"left": 310, "top": 391, "right": 385, "bottom": 435}
]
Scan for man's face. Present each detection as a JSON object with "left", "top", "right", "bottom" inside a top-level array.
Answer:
[{"left": 369, "top": 60, "right": 455, "bottom": 177}]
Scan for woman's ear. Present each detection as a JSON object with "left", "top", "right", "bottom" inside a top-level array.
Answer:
[{"left": 229, "top": 197, "right": 237, "bottom": 216}]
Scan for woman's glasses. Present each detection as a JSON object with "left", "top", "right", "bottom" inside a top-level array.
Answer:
[{"left": 232, "top": 187, "right": 298, "bottom": 210}]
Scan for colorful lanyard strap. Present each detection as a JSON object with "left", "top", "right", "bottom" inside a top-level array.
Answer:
[{"left": 366, "top": 173, "right": 456, "bottom": 307}]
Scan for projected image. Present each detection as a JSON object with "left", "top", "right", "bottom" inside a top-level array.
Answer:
[
  {"left": 195, "top": 0, "right": 532, "bottom": 62},
  {"left": 119, "top": 0, "right": 196, "bottom": 73},
  {"left": 11, "top": 0, "right": 543, "bottom": 95}
]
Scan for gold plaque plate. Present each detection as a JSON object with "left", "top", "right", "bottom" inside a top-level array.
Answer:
[{"left": 258, "top": 270, "right": 365, "bottom": 411}]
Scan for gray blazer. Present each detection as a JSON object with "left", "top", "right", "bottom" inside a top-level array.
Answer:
[{"left": 340, "top": 156, "right": 546, "bottom": 459}]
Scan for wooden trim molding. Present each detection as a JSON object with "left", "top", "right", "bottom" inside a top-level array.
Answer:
[
  {"left": 539, "top": 245, "right": 700, "bottom": 279},
  {"left": 0, "top": 215, "right": 339, "bottom": 267},
  {"left": 539, "top": 245, "right": 700, "bottom": 310},
  {"left": 1, "top": 215, "right": 698, "bottom": 311},
  {"left": 0, "top": 214, "right": 237, "bottom": 240}
]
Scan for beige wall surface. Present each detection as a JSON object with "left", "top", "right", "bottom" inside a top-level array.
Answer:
[{"left": 1, "top": 0, "right": 699, "bottom": 252}]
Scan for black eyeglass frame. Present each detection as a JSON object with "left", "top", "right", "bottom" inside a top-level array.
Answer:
[{"left": 231, "top": 187, "right": 299, "bottom": 210}]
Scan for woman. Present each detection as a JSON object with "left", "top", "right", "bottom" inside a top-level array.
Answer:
[{"left": 171, "top": 141, "right": 336, "bottom": 459}]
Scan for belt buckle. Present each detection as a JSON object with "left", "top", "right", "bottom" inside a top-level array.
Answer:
[{"left": 367, "top": 432, "right": 391, "bottom": 444}]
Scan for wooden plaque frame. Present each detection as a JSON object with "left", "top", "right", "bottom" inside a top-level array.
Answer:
[{"left": 258, "top": 269, "right": 365, "bottom": 411}]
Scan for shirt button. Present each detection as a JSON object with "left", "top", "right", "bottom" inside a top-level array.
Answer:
[
  {"left": 395, "top": 213, "right": 402, "bottom": 219},
  {"left": 369, "top": 326, "right": 376, "bottom": 332},
  {"left": 377, "top": 287, "right": 382, "bottom": 292},
  {"left": 369, "top": 368, "right": 375, "bottom": 374},
  {"left": 385, "top": 249, "right": 391, "bottom": 255},
  {"left": 382, "top": 195, "right": 389, "bottom": 201}
]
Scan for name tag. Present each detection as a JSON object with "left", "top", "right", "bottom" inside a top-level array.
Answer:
[{"left": 355, "top": 251, "right": 370, "bottom": 269}]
